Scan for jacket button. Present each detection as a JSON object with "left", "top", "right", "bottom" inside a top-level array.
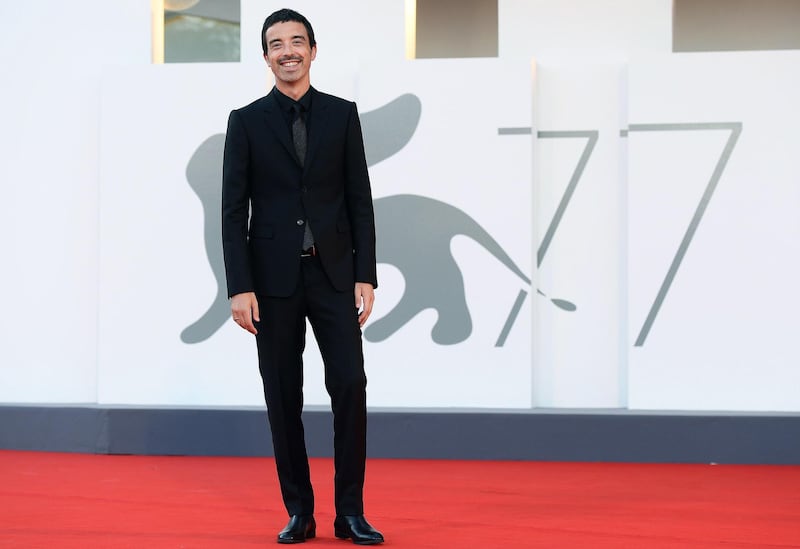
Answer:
[{"left": 296, "top": 219, "right": 305, "bottom": 226}]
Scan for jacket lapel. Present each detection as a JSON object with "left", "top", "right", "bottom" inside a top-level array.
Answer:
[
  {"left": 261, "top": 91, "right": 297, "bottom": 163},
  {"left": 305, "top": 87, "right": 330, "bottom": 172}
]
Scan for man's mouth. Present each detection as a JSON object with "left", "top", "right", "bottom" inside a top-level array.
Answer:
[{"left": 280, "top": 57, "right": 302, "bottom": 67}]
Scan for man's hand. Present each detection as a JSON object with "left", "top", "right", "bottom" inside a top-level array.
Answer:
[
  {"left": 231, "top": 292, "right": 260, "bottom": 335},
  {"left": 355, "top": 282, "right": 374, "bottom": 327}
]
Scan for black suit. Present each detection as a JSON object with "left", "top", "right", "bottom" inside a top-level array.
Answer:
[{"left": 222, "top": 87, "right": 377, "bottom": 517}]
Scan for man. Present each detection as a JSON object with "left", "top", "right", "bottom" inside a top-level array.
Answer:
[{"left": 221, "top": 8, "right": 384, "bottom": 546}]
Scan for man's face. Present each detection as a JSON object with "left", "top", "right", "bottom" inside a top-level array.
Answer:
[{"left": 264, "top": 21, "right": 316, "bottom": 87}]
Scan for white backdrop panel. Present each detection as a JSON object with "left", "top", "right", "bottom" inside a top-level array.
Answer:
[
  {"left": 627, "top": 52, "right": 800, "bottom": 411},
  {"left": 499, "top": 0, "right": 671, "bottom": 59},
  {"left": 532, "top": 62, "right": 627, "bottom": 407},
  {"left": 0, "top": 0, "right": 150, "bottom": 403},
  {"left": 347, "top": 59, "right": 534, "bottom": 408}
]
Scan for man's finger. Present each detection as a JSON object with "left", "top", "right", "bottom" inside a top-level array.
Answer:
[
  {"left": 241, "top": 315, "right": 257, "bottom": 335},
  {"left": 231, "top": 292, "right": 259, "bottom": 335},
  {"left": 356, "top": 283, "right": 375, "bottom": 326},
  {"left": 243, "top": 296, "right": 259, "bottom": 334},
  {"left": 359, "top": 295, "right": 374, "bottom": 325},
  {"left": 234, "top": 312, "right": 256, "bottom": 334}
]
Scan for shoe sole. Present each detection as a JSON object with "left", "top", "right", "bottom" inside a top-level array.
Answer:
[
  {"left": 277, "top": 531, "right": 315, "bottom": 544},
  {"left": 334, "top": 531, "right": 383, "bottom": 545}
]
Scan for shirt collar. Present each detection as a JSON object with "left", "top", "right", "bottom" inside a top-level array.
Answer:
[{"left": 273, "top": 86, "right": 312, "bottom": 113}]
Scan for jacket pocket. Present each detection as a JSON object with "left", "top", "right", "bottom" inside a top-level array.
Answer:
[{"left": 249, "top": 225, "right": 274, "bottom": 239}]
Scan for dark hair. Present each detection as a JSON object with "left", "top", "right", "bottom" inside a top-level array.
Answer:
[{"left": 261, "top": 8, "right": 316, "bottom": 54}]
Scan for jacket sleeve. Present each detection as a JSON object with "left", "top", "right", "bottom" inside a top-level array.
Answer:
[
  {"left": 343, "top": 102, "right": 378, "bottom": 289},
  {"left": 221, "top": 109, "right": 255, "bottom": 297}
]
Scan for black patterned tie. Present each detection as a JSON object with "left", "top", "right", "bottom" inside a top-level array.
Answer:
[
  {"left": 292, "top": 104, "right": 307, "bottom": 167},
  {"left": 292, "top": 104, "right": 314, "bottom": 249}
]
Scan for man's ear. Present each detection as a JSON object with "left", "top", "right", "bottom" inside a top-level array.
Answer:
[{"left": 310, "top": 45, "right": 317, "bottom": 61}]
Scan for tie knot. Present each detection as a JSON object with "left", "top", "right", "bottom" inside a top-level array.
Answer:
[{"left": 292, "top": 103, "right": 303, "bottom": 118}]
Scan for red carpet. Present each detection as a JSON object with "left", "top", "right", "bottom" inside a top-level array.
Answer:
[{"left": 0, "top": 451, "right": 798, "bottom": 548}]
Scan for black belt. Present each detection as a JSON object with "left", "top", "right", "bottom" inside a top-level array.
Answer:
[{"left": 301, "top": 245, "right": 316, "bottom": 257}]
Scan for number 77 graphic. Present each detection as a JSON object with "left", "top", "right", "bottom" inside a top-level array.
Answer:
[
  {"left": 625, "top": 122, "right": 742, "bottom": 346},
  {"left": 499, "top": 121, "right": 742, "bottom": 347}
]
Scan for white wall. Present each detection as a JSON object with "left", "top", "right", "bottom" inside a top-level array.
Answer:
[
  {"left": 499, "top": 0, "right": 672, "bottom": 59},
  {"left": 532, "top": 63, "right": 628, "bottom": 407},
  {"left": 2, "top": 0, "right": 798, "bottom": 413},
  {"left": 0, "top": 0, "right": 150, "bottom": 403},
  {"left": 626, "top": 52, "right": 800, "bottom": 410}
]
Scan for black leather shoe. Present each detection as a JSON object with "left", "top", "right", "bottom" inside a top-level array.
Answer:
[
  {"left": 334, "top": 515, "right": 384, "bottom": 545},
  {"left": 277, "top": 515, "right": 315, "bottom": 544}
]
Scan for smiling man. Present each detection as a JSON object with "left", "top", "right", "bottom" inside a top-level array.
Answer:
[{"left": 221, "top": 8, "right": 383, "bottom": 546}]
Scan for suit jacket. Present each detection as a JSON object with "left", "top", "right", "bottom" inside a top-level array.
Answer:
[{"left": 222, "top": 87, "right": 377, "bottom": 298}]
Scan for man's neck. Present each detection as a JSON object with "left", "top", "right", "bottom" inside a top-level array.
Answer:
[{"left": 275, "top": 80, "right": 311, "bottom": 101}]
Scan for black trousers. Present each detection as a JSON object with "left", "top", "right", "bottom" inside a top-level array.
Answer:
[{"left": 254, "top": 253, "right": 367, "bottom": 517}]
